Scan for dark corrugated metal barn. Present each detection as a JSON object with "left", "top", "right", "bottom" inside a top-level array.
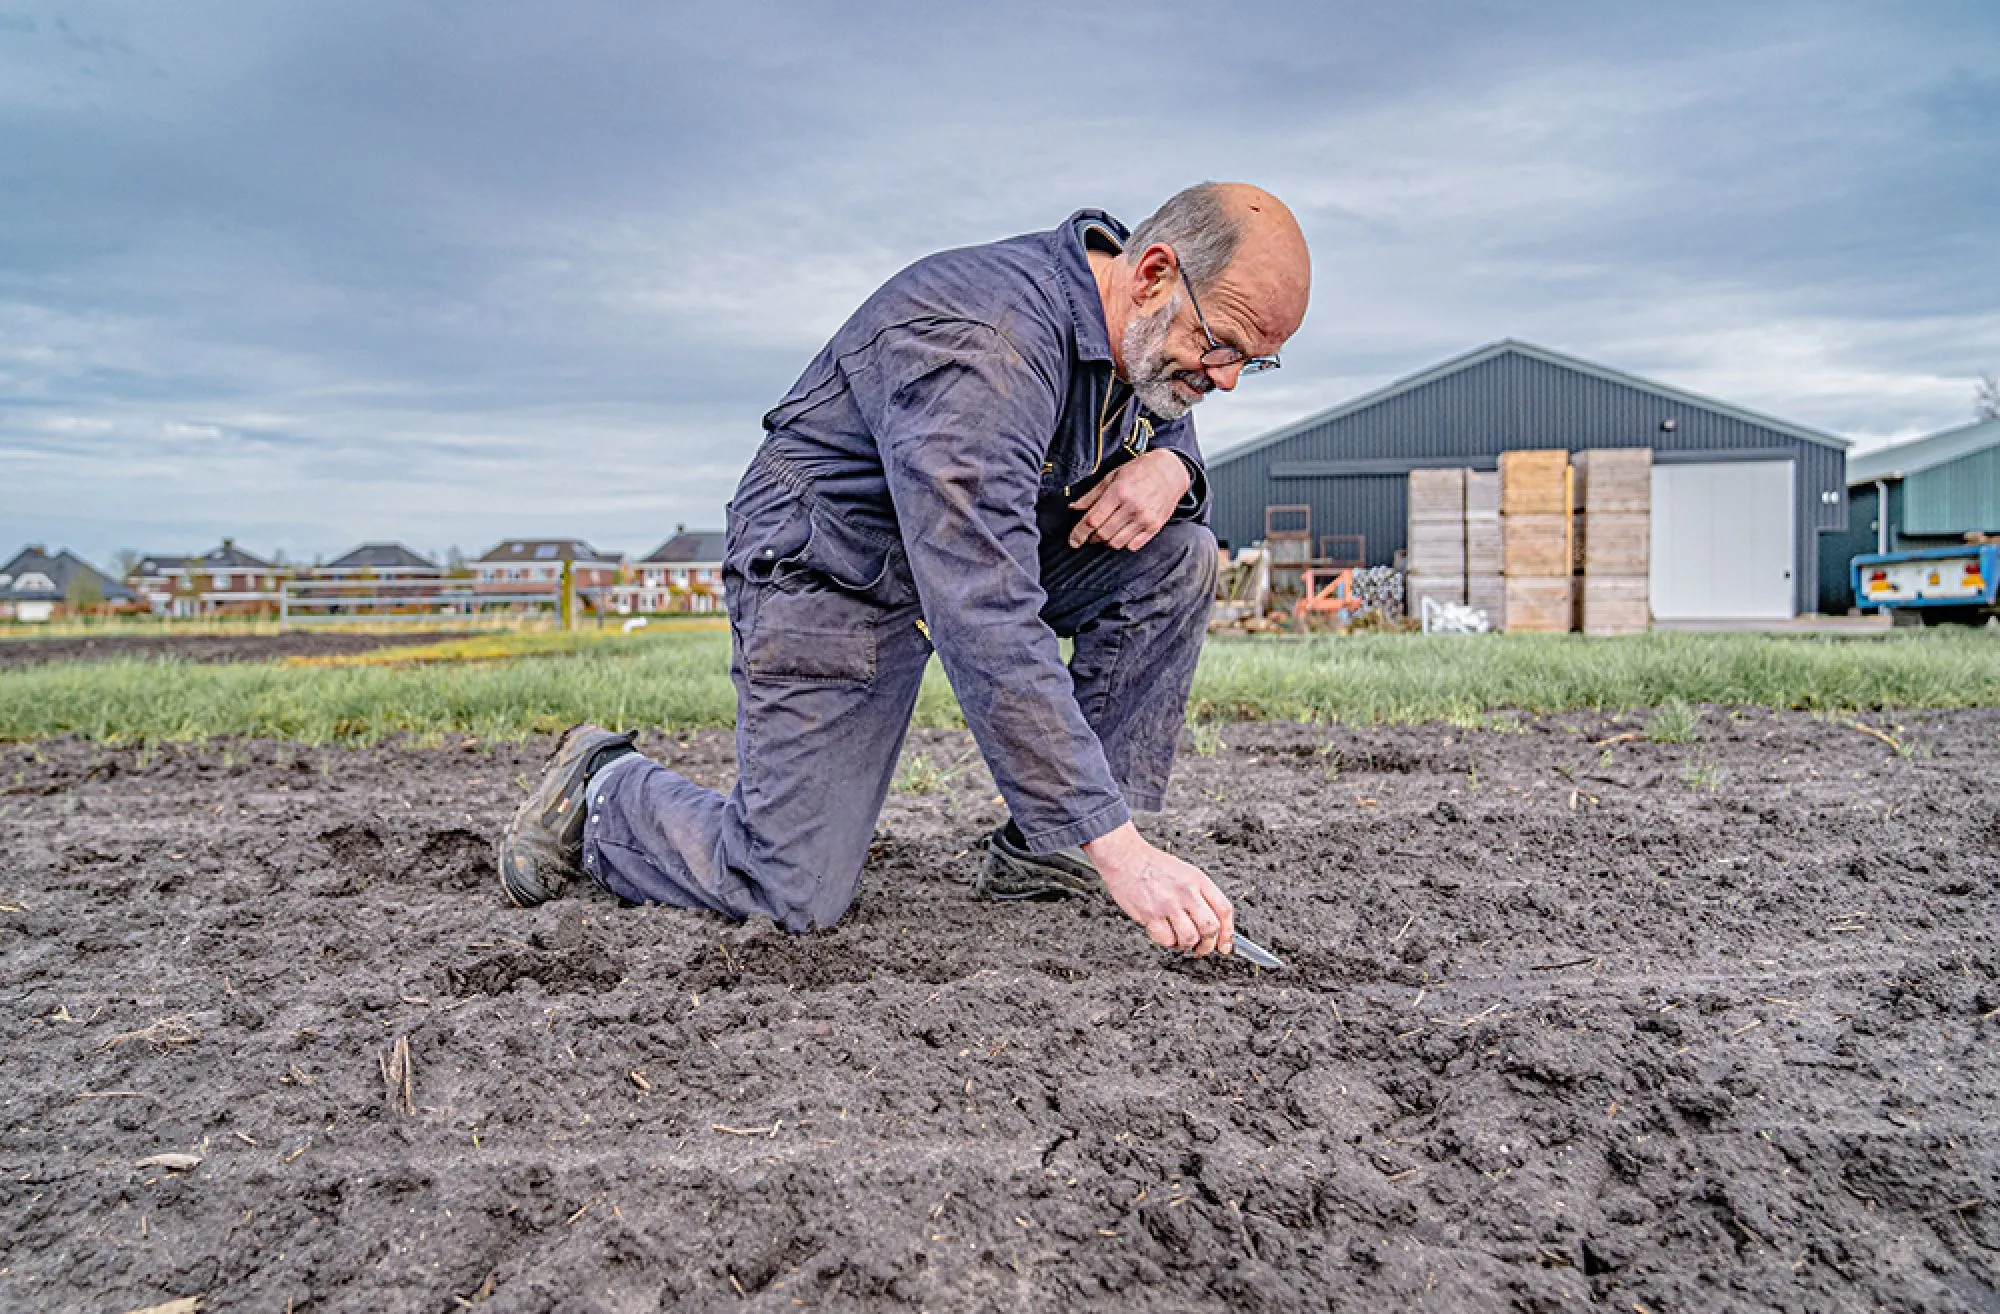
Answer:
[{"left": 1205, "top": 340, "right": 1851, "bottom": 618}]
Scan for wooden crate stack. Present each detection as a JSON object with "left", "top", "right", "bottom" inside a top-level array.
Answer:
[
  {"left": 1465, "top": 470, "right": 1503, "bottom": 622},
  {"left": 1574, "top": 448, "right": 1653, "bottom": 635},
  {"left": 1499, "top": 449, "right": 1574, "bottom": 632},
  {"left": 1405, "top": 468, "right": 1467, "bottom": 614}
]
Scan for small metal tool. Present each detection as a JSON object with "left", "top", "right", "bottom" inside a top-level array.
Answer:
[{"left": 1231, "top": 933, "right": 1286, "bottom": 970}]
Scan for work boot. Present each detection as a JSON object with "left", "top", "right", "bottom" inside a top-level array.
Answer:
[
  {"left": 497, "top": 724, "right": 638, "bottom": 908},
  {"left": 976, "top": 823, "right": 1104, "bottom": 901}
]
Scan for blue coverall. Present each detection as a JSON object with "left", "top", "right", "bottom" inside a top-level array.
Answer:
[{"left": 581, "top": 210, "right": 1218, "bottom": 930}]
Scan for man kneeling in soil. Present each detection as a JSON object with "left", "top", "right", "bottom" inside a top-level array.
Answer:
[{"left": 499, "top": 182, "right": 1310, "bottom": 958}]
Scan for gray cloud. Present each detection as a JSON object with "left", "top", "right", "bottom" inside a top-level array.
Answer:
[{"left": 2, "top": 0, "right": 1995, "bottom": 569}]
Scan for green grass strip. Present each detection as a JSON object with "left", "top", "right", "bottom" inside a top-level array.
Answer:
[
  {"left": 1189, "top": 630, "right": 2000, "bottom": 725},
  {"left": 1, "top": 629, "right": 1996, "bottom": 745}
]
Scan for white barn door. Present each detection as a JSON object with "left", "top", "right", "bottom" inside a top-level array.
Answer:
[{"left": 1650, "top": 460, "right": 1795, "bottom": 619}]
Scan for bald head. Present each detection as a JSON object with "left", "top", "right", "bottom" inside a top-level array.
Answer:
[
  {"left": 1095, "top": 183, "right": 1310, "bottom": 418},
  {"left": 1125, "top": 182, "right": 1311, "bottom": 348},
  {"left": 1208, "top": 183, "right": 1311, "bottom": 343}
]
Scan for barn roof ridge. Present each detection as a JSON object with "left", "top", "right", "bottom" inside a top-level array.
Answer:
[
  {"left": 1209, "top": 338, "right": 1851, "bottom": 468},
  {"left": 1846, "top": 416, "right": 2000, "bottom": 484}
]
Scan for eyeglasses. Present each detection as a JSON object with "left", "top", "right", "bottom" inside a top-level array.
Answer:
[{"left": 1174, "top": 251, "right": 1281, "bottom": 376}]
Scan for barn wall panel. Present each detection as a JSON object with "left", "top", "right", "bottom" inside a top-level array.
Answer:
[{"left": 1208, "top": 347, "right": 1849, "bottom": 615}]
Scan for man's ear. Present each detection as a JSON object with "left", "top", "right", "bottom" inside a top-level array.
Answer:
[{"left": 1129, "top": 244, "right": 1179, "bottom": 313}]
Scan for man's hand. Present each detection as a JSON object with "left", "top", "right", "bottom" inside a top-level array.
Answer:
[
  {"left": 1067, "top": 448, "right": 1192, "bottom": 551},
  {"left": 1083, "top": 822, "right": 1235, "bottom": 957}
]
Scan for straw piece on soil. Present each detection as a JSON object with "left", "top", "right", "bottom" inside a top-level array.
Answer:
[
  {"left": 99, "top": 1017, "right": 200, "bottom": 1054},
  {"left": 451, "top": 1271, "right": 497, "bottom": 1309},
  {"left": 1847, "top": 720, "right": 1904, "bottom": 752},
  {"left": 379, "top": 1035, "right": 415, "bottom": 1115},
  {"left": 121, "top": 1299, "right": 204, "bottom": 1314},
  {"left": 135, "top": 1152, "right": 201, "bottom": 1172}
]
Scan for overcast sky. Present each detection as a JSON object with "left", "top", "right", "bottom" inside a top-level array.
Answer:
[{"left": 4, "top": 1, "right": 1995, "bottom": 569}]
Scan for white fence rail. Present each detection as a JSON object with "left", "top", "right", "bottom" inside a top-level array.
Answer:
[{"left": 278, "top": 575, "right": 595, "bottom": 630}]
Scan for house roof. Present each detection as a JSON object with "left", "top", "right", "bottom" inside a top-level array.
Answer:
[
  {"left": 135, "top": 539, "right": 277, "bottom": 573},
  {"left": 1846, "top": 417, "right": 2000, "bottom": 485},
  {"left": 639, "top": 531, "right": 728, "bottom": 565},
  {"left": 322, "top": 542, "right": 441, "bottom": 573},
  {"left": 134, "top": 554, "right": 193, "bottom": 573},
  {"left": 477, "top": 538, "right": 620, "bottom": 565},
  {"left": 1210, "top": 339, "right": 1852, "bottom": 469},
  {"left": 0, "top": 546, "right": 135, "bottom": 602},
  {"left": 198, "top": 539, "right": 275, "bottom": 570}
]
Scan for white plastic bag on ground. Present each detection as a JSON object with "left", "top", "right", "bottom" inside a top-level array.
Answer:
[{"left": 1420, "top": 596, "right": 1492, "bottom": 634}]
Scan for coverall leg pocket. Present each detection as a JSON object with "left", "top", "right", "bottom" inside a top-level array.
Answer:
[
  {"left": 726, "top": 574, "right": 927, "bottom": 930},
  {"left": 742, "top": 582, "right": 878, "bottom": 686}
]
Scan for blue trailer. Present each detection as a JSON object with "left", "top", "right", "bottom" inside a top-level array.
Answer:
[{"left": 1851, "top": 544, "right": 1999, "bottom": 627}]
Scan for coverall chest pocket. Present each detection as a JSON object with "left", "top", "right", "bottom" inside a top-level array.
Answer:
[{"left": 761, "top": 507, "right": 910, "bottom": 608}]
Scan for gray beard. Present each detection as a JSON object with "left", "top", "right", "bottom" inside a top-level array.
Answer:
[{"left": 1121, "top": 293, "right": 1213, "bottom": 421}]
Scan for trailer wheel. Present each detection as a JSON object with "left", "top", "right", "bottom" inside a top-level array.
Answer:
[{"left": 1919, "top": 606, "right": 1990, "bottom": 628}]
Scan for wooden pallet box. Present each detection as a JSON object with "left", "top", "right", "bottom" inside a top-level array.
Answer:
[
  {"left": 1499, "top": 450, "right": 1571, "bottom": 515},
  {"left": 1408, "top": 468, "right": 1468, "bottom": 522},
  {"left": 1578, "top": 511, "right": 1651, "bottom": 575},
  {"left": 1581, "top": 576, "right": 1651, "bottom": 635},
  {"left": 1408, "top": 574, "right": 1467, "bottom": 613},
  {"left": 1502, "top": 513, "right": 1571, "bottom": 577},
  {"left": 1467, "top": 574, "right": 1506, "bottom": 623},
  {"left": 1503, "top": 576, "right": 1575, "bottom": 632},
  {"left": 1466, "top": 513, "right": 1502, "bottom": 575},
  {"left": 1573, "top": 448, "right": 1653, "bottom": 513},
  {"left": 1466, "top": 470, "right": 1501, "bottom": 517},
  {"left": 1407, "top": 519, "right": 1467, "bottom": 577}
]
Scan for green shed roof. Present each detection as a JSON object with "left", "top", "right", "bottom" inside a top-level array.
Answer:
[{"left": 1847, "top": 417, "right": 2000, "bottom": 485}]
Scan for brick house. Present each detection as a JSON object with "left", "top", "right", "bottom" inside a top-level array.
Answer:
[
  {"left": 615, "top": 530, "right": 727, "bottom": 614},
  {"left": 473, "top": 539, "right": 621, "bottom": 604},
  {"left": 129, "top": 539, "right": 288, "bottom": 617},
  {"left": 318, "top": 542, "right": 443, "bottom": 580},
  {"left": 285, "top": 541, "right": 451, "bottom": 617},
  {"left": 0, "top": 545, "right": 135, "bottom": 622}
]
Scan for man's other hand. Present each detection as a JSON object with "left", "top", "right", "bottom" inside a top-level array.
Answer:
[
  {"left": 1082, "top": 822, "right": 1235, "bottom": 957},
  {"left": 1067, "top": 448, "right": 1191, "bottom": 551}
]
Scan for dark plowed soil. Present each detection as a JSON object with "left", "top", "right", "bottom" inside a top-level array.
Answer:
[
  {"left": 0, "top": 630, "right": 471, "bottom": 668},
  {"left": 1, "top": 709, "right": 1995, "bottom": 1313}
]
